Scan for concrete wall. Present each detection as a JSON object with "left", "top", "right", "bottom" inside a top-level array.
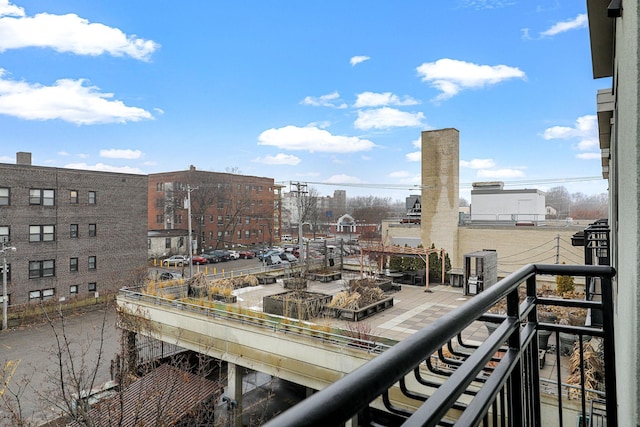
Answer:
[
  {"left": 455, "top": 226, "right": 585, "bottom": 277},
  {"left": 602, "top": 0, "right": 640, "bottom": 422}
]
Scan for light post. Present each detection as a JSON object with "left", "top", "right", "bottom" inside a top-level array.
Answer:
[{"left": 1, "top": 242, "right": 16, "bottom": 331}]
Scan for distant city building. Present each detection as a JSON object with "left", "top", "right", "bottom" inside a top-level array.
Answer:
[
  {"left": 0, "top": 152, "right": 147, "bottom": 307},
  {"left": 281, "top": 189, "right": 347, "bottom": 236},
  {"left": 148, "top": 166, "right": 277, "bottom": 250}
]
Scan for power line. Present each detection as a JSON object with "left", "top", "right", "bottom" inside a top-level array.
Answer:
[{"left": 276, "top": 176, "right": 604, "bottom": 193}]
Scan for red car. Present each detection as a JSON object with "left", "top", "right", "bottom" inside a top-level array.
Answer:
[
  {"left": 239, "top": 250, "right": 255, "bottom": 259},
  {"left": 191, "top": 255, "right": 208, "bottom": 265}
]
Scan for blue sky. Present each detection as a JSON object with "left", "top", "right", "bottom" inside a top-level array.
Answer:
[{"left": 0, "top": 0, "right": 608, "bottom": 201}]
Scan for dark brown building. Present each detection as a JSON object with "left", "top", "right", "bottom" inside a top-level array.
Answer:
[
  {"left": 148, "top": 166, "right": 278, "bottom": 251},
  {"left": 0, "top": 153, "right": 148, "bottom": 308}
]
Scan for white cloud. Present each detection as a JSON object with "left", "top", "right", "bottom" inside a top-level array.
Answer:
[
  {"left": 388, "top": 171, "right": 410, "bottom": 178},
  {"left": 58, "top": 150, "right": 70, "bottom": 156},
  {"left": 0, "top": 69, "right": 153, "bottom": 124},
  {"left": 324, "top": 174, "right": 364, "bottom": 184},
  {"left": 0, "top": 155, "right": 12, "bottom": 162},
  {"left": 354, "top": 107, "right": 425, "bottom": 130},
  {"left": 300, "top": 91, "right": 347, "bottom": 109},
  {"left": 412, "top": 137, "right": 421, "bottom": 148},
  {"left": 416, "top": 58, "right": 526, "bottom": 102},
  {"left": 460, "top": 0, "right": 515, "bottom": 10},
  {"left": 406, "top": 151, "right": 421, "bottom": 162},
  {"left": 0, "top": 4, "right": 159, "bottom": 60},
  {"left": 63, "top": 162, "right": 144, "bottom": 174},
  {"left": 477, "top": 168, "right": 525, "bottom": 178},
  {"left": 577, "top": 152, "right": 600, "bottom": 160},
  {"left": 100, "top": 148, "right": 142, "bottom": 159},
  {"left": 542, "top": 115, "right": 599, "bottom": 153},
  {"left": 252, "top": 153, "right": 301, "bottom": 165},
  {"left": 353, "top": 91, "right": 420, "bottom": 108},
  {"left": 77, "top": 153, "right": 89, "bottom": 159},
  {"left": 0, "top": 0, "right": 24, "bottom": 17},
  {"left": 460, "top": 158, "right": 496, "bottom": 169},
  {"left": 541, "top": 14, "right": 588, "bottom": 37},
  {"left": 350, "top": 55, "right": 370, "bottom": 66},
  {"left": 258, "top": 125, "right": 376, "bottom": 153}
]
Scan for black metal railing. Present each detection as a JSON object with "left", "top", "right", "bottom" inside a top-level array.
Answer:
[{"left": 265, "top": 263, "right": 616, "bottom": 427}]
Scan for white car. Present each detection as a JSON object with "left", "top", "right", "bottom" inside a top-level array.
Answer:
[
  {"left": 162, "top": 255, "right": 189, "bottom": 266},
  {"left": 228, "top": 250, "right": 240, "bottom": 260}
]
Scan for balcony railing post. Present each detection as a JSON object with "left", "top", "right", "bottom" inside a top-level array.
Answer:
[
  {"left": 506, "top": 285, "right": 524, "bottom": 425},
  {"left": 601, "top": 273, "right": 618, "bottom": 427},
  {"left": 526, "top": 275, "right": 542, "bottom": 426}
]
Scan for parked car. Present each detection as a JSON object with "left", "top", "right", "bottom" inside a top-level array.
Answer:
[
  {"left": 200, "top": 253, "right": 219, "bottom": 263},
  {"left": 265, "top": 255, "right": 282, "bottom": 266},
  {"left": 159, "top": 271, "right": 182, "bottom": 280},
  {"left": 162, "top": 255, "right": 189, "bottom": 266},
  {"left": 228, "top": 250, "right": 240, "bottom": 260},
  {"left": 209, "top": 250, "right": 230, "bottom": 261},
  {"left": 239, "top": 250, "right": 255, "bottom": 259},
  {"left": 191, "top": 255, "right": 208, "bottom": 265},
  {"left": 258, "top": 249, "right": 281, "bottom": 261},
  {"left": 279, "top": 252, "right": 299, "bottom": 263}
]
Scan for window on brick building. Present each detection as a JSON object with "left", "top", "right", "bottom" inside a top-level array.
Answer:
[
  {"left": 165, "top": 238, "right": 171, "bottom": 249},
  {"left": 70, "top": 257, "right": 78, "bottom": 272},
  {"left": 88, "top": 224, "right": 96, "bottom": 237},
  {"left": 0, "top": 263, "right": 10, "bottom": 282},
  {"left": 156, "top": 215, "right": 164, "bottom": 224},
  {"left": 0, "top": 188, "right": 9, "bottom": 206},
  {"left": 70, "top": 285, "right": 78, "bottom": 294},
  {"left": 29, "top": 260, "right": 55, "bottom": 278},
  {"left": 29, "top": 189, "right": 55, "bottom": 206},
  {"left": 30, "top": 225, "right": 55, "bottom": 242},
  {"left": 88, "top": 256, "right": 96, "bottom": 270},
  {"left": 70, "top": 224, "right": 78, "bottom": 238},
  {"left": 88, "top": 282, "right": 97, "bottom": 292},
  {"left": 70, "top": 190, "right": 78, "bottom": 204},
  {"left": 88, "top": 191, "right": 96, "bottom": 205},
  {"left": 156, "top": 182, "right": 164, "bottom": 191},
  {"left": 0, "top": 225, "right": 9, "bottom": 243}
]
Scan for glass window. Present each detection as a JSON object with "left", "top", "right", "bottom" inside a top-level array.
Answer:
[
  {"left": 43, "top": 288, "right": 55, "bottom": 299},
  {"left": 0, "top": 188, "right": 9, "bottom": 206},
  {"left": 88, "top": 256, "right": 96, "bottom": 270},
  {"left": 29, "top": 189, "right": 55, "bottom": 206},
  {"left": 70, "top": 190, "right": 78, "bottom": 204},
  {"left": 88, "top": 224, "right": 96, "bottom": 237},
  {"left": 156, "top": 215, "right": 164, "bottom": 224},
  {"left": 29, "top": 290, "right": 41, "bottom": 300},
  {"left": 29, "top": 260, "right": 55, "bottom": 278},
  {"left": 88, "top": 282, "right": 97, "bottom": 292},
  {"left": 70, "top": 257, "right": 78, "bottom": 272},
  {"left": 156, "top": 182, "right": 164, "bottom": 191},
  {"left": 88, "top": 191, "right": 96, "bottom": 205},
  {"left": 70, "top": 285, "right": 78, "bottom": 294},
  {"left": 30, "top": 225, "right": 55, "bottom": 242},
  {"left": 70, "top": 224, "right": 78, "bottom": 238},
  {"left": 165, "top": 238, "right": 171, "bottom": 249},
  {"left": 0, "top": 263, "right": 10, "bottom": 282},
  {"left": 0, "top": 225, "right": 9, "bottom": 243}
]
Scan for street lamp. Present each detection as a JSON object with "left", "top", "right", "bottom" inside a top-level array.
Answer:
[{"left": 1, "top": 242, "right": 16, "bottom": 331}]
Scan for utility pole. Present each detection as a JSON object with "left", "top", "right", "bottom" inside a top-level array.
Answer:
[
  {"left": 555, "top": 234, "right": 560, "bottom": 264},
  {"left": 1, "top": 242, "right": 16, "bottom": 331}
]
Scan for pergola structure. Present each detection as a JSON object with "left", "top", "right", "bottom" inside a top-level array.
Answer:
[{"left": 360, "top": 243, "right": 446, "bottom": 290}]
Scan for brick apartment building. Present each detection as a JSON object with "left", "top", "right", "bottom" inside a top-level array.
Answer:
[
  {"left": 148, "top": 167, "right": 278, "bottom": 252},
  {"left": 0, "top": 153, "right": 148, "bottom": 308}
]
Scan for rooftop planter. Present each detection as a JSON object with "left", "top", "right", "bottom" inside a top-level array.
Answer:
[
  {"left": 263, "top": 291, "right": 332, "bottom": 320},
  {"left": 282, "top": 277, "right": 308, "bottom": 290},
  {"left": 324, "top": 296, "right": 394, "bottom": 321},
  {"left": 308, "top": 270, "right": 342, "bottom": 282},
  {"left": 256, "top": 274, "right": 278, "bottom": 285}
]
